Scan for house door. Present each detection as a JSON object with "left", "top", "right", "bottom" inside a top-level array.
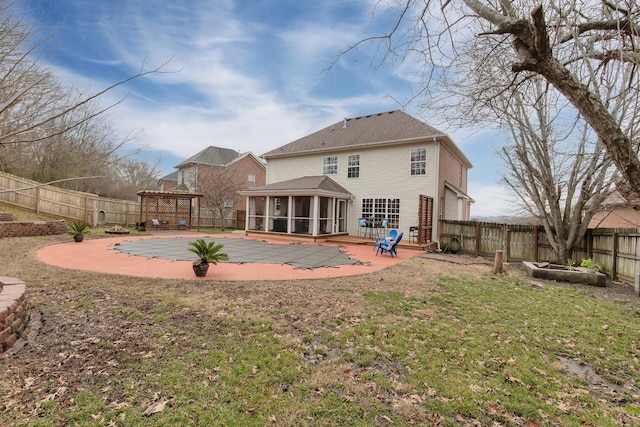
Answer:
[
  {"left": 418, "top": 195, "right": 433, "bottom": 243},
  {"left": 335, "top": 199, "right": 347, "bottom": 233}
]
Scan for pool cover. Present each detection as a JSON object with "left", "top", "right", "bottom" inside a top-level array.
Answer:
[{"left": 114, "top": 237, "right": 366, "bottom": 270}]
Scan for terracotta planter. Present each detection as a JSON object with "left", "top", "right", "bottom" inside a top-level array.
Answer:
[{"left": 192, "top": 262, "right": 209, "bottom": 277}]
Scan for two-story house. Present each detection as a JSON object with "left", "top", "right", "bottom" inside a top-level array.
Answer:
[
  {"left": 240, "top": 110, "right": 473, "bottom": 243},
  {"left": 159, "top": 145, "right": 266, "bottom": 211}
]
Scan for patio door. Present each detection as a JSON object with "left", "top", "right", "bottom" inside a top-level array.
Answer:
[{"left": 335, "top": 199, "right": 347, "bottom": 233}]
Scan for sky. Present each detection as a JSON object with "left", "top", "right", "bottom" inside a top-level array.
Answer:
[{"left": 16, "top": 0, "right": 517, "bottom": 218}]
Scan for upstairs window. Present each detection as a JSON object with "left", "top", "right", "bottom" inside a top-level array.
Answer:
[
  {"left": 247, "top": 173, "right": 256, "bottom": 188},
  {"left": 323, "top": 156, "right": 338, "bottom": 175},
  {"left": 347, "top": 154, "right": 360, "bottom": 178},
  {"left": 410, "top": 148, "right": 426, "bottom": 176}
]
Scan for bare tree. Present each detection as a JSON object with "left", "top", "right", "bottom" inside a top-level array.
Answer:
[
  {"left": 0, "top": 2, "right": 169, "bottom": 197},
  {"left": 497, "top": 78, "right": 614, "bottom": 262},
  {"left": 197, "top": 167, "right": 243, "bottom": 231},
  {"left": 103, "top": 156, "right": 162, "bottom": 200},
  {"left": 345, "top": 0, "right": 640, "bottom": 201}
]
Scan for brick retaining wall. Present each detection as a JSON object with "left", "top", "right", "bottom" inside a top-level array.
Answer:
[
  {"left": 0, "top": 277, "right": 30, "bottom": 353},
  {"left": 0, "top": 220, "right": 67, "bottom": 237}
]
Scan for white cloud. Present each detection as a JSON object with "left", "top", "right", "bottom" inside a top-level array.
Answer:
[
  {"left": 18, "top": 0, "right": 509, "bottom": 197},
  {"left": 468, "top": 182, "right": 523, "bottom": 218}
]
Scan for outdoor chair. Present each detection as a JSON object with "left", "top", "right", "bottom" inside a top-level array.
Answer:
[
  {"left": 373, "top": 228, "right": 398, "bottom": 251},
  {"left": 150, "top": 218, "right": 162, "bottom": 229},
  {"left": 178, "top": 219, "right": 187, "bottom": 229},
  {"left": 376, "top": 232, "right": 403, "bottom": 257}
]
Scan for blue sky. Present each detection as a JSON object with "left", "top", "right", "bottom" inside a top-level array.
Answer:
[{"left": 17, "top": 0, "right": 515, "bottom": 217}]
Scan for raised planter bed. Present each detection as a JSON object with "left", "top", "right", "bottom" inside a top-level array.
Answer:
[{"left": 523, "top": 261, "right": 606, "bottom": 287}]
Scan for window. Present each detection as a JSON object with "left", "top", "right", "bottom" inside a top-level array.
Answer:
[
  {"left": 410, "top": 148, "right": 426, "bottom": 176},
  {"left": 362, "top": 198, "right": 373, "bottom": 218},
  {"left": 347, "top": 154, "right": 360, "bottom": 178},
  {"left": 323, "top": 156, "right": 338, "bottom": 175},
  {"left": 362, "top": 198, "right": 400, "bottom": 228},
  {"left": 274, "top": 197, "right": 281, "bottom": 215},
  {"left": 247, "top": 173, "right": 256, "bottom": 188},
  {"left": 224, "top": 198, "right": 233, "bottom": 209}
]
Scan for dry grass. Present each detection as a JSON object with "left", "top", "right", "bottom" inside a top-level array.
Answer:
[{"left": 1, "top": 233, "right": 639, "bottom": 426}]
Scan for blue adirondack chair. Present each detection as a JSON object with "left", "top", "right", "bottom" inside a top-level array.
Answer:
[
  {"left": 373, "top": 229, "right": 398, "bottom": 251},
  {"left": 376, "top": 232, "right": 403, "bottom": 257}
]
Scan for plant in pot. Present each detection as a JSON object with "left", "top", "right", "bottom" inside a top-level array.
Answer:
[
  {"left": 187, "top": 238, "right": 229, "bottom": 277},
  {"left": 67, "top": 220, "right": 91, "bottom": 242}
]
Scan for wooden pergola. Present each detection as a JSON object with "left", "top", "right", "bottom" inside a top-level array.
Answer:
[{"left": 137, "top": 190, "right": 203, "bottom": 230}]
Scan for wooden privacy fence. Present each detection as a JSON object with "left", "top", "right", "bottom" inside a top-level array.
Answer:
[
  {"left": 0, "top": 171, "right": 240, "bottom": 229},
  {"left": 0, "top": 172, "right": 119, "bottom": 224},
  {"left": 439, "top": 220, "right": 640, "bottom": 285}
]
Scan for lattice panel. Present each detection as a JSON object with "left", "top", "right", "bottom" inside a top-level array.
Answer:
[
  {"left": 142, "top": 194, "right": 194, "bottom": 229},
  {"left": 418, "top": 195, "right": 433, "bottom": 244}
]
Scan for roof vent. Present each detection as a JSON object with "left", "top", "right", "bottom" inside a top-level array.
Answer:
[{"left": 342, "top": 118, "right": 347, "bottom": 129}]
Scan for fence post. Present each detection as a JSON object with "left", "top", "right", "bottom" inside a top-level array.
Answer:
[
  {"left": 586, "top": 229, "right": 593, "bottom": 259},
  {"left": 612, "top": 231, "right": 618, "bottom": 281},
  {"left": 35, "top": 186, "right": 40, "bottom": 214},
  {"left": 503, "top": 224, "right": 509, "bottom": 261},
  {"left": 494, "top": 250, "right": 504, "bottom": 274},
  {"left": 475, "top": 222, "right": 480, "bottom": 257}
]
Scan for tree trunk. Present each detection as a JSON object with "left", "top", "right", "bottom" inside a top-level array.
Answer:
[{"left": 535, "top": 57, "right": 640, "bottom": 202}]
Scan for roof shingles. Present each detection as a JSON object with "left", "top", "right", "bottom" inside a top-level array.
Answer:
[
  {"left": 262, "top": 110, "right": 447, "bottom": 158},
  {"left": 175, "top": 146, "right": 240, "bottom": 168},
  {"left": 241, "top": 176, "right": 353, "bottom": 197}
]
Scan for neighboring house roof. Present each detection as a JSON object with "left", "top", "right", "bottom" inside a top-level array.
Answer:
[
  {"left": 159, "top": 170, "right": 179, "bottom": 181},
  {"left": 262, "top": 110, "right": 472, "bottom": 168},
  {"left": 599, "top": 191, "right": 630, "bottom": 208},
  {"left": 175, "top": 145, "right": 241, "bottom": 168},
  {"left": 226, "top": 151, "right": 266, "bottom": 170},
  {"left": 589, "top": 206, "right": 640, "bottom": 228},
  {"left": 588, "top": 190, "right": 640, "bottom": 228},
  {"left": 239, "top": 175, "right": 353, "bottom": 198},
  {"left": 171, "top": 183, "right": 191, "bottom": 193}
]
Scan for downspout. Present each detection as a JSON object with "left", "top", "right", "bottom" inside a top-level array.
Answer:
[{"left": 433, "top": 136, "right": 441, "bottom": 241}]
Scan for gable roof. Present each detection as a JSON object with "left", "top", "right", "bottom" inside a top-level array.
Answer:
[
  {"left": 175, "top": 145, "right": 240, "bottom": 168},
  {"left": 262, "top": 110, "right": 468, "bottom": 165},
  {"left": 239, "top": 175, "right": 353, "bottom": 198},
  {"left": 159, "top": 170, "right": 179, "bottom": 181},
  {"left": 226, "top": 151, "right": 266, "bottom": 170}
]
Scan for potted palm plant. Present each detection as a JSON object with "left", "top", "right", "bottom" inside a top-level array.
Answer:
[
  {"left": 187, "top": 239, "right": 229, "bottom": 277},
  {"left": 67, "top": 220, "right": 91, "bottom": 242}
]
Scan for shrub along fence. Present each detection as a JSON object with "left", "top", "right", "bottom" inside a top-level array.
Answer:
[
  {"left": 0, "top": 171, "right": 240, "bottom": 229},
  {"left": 439, "top": 220, "right": 639, "bottom": 285}
]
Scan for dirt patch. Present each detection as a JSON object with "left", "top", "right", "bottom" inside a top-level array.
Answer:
[{"left": 557, "top": 357, "right": 633, "bottom": 403}]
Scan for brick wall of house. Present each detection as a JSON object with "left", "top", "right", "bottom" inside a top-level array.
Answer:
[
  {"left": 228, "top": 155, "right": 266, "bottom": 210},
  {"left": 0, "top": 277, "right": 30, "bottom": 353}
]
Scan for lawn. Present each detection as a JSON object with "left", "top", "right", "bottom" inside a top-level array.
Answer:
[{"left": 0, "top": 234, "right": 639, "bottom": 426}]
